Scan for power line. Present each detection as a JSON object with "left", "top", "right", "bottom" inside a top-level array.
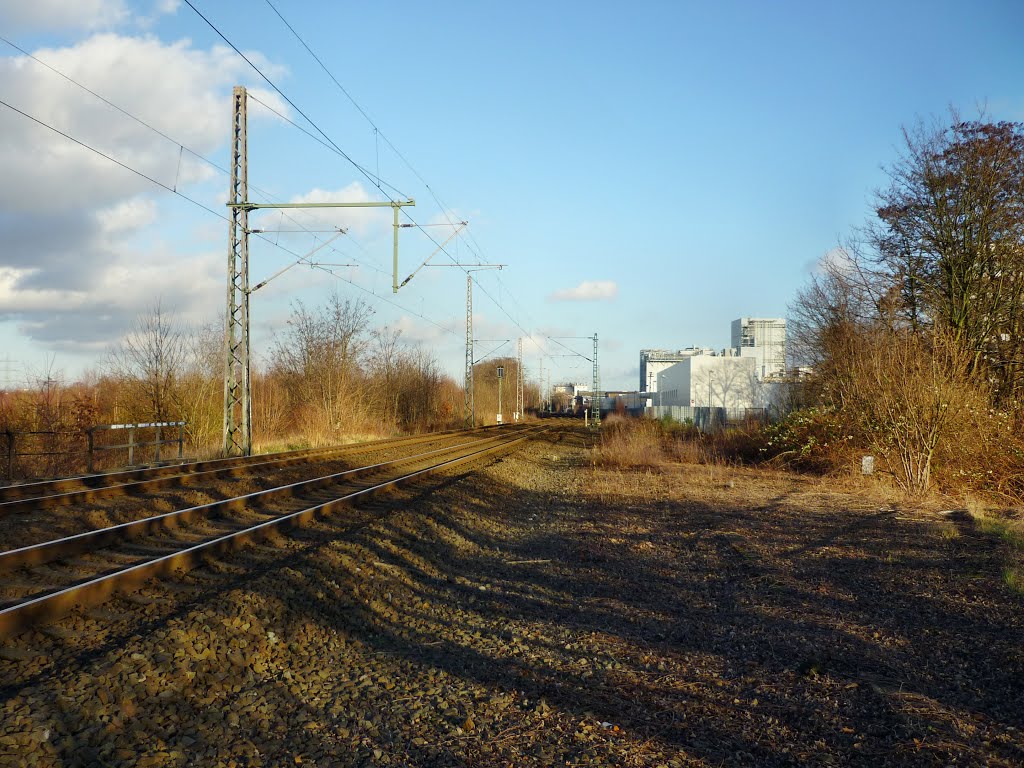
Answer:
[
  {"left": 255, "top": 1, "right": 560, "bottom": 369},
  {"left": 0, "top": 34, "right": 393, "bottom": 279},
  {"left": 0, "top": 96, "right": 459, "bottom": 339},
  {"left": 182, "top": 0, "right": 409, "bottom": 202},
  {"left": 0, "top": 96, "right": 227, "bottom": 220},
  {"left": 6, "top": 16, "right": 558, "bottom": 375},
  {"left": 183, "top": 3, "right": 568, "bottom": 375},
  {"left": 245, "top": 91, "right": 408, "bottom": 201}
]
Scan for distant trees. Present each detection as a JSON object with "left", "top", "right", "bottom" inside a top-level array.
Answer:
[
  {"left": 790, "top": 114, "right": 1024, "bottom": 495},
  {"left": 270, "top": 294, "right": 374, "bottom": 440},
  {"left": 105, "top": 301, "right": 186, "bottom": 423},
  {"left": 868, "top": 119, "right": 1024, "bottom": 403}
]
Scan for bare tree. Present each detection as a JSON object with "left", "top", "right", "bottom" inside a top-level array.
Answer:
[
  {"left": 270, "top": 293, "right": 373, "bottom": 441},
  {"left": 869, "top": 115, "right": 1024, "bottom": 403},
  {"left": 106, "top": 301, "right": 186, "bottom": 423}
]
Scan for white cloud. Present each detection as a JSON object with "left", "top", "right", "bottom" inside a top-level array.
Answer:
[
  {"left": 0, "top": 0, "right": 184, "bottom": 33},
  {"left": 0, "top": 34, "right": 288, "bottom": 212},
  {"left": 387, "top": 314, "right": 458, "bottom": 345},
  {"left": 805, "top": 246, "right": 855, "bottom": 276},
  {"left": 0, "top": 0, "right": 130, "bottom": 32},
  {"left": 548, "top": 280, "right": 619, "bottom": 302},
  {"left": 0, "top": 32, "right": 287, "bottom": 353}
]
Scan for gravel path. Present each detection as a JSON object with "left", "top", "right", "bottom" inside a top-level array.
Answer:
[{"left": 1, "top": 426, "right": 1021, "bottom": 766}]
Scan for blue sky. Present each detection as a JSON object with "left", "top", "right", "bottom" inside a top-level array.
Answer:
[{"left": 1, "top": 0, "right": 1023, "bottom": 390}]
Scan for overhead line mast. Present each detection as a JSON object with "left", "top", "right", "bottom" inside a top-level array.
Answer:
[{"left": 223, "top": 86, "right": 416, "bottom": 456}]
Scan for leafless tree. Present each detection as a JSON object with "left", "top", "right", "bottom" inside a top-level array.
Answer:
[
  {"left": 270, "top": 293, "right": 374, "bottom": 440},
  {"left": 106, "top": 301, "right": 186, "bottom": 423},
  {"left": 868, "top": 114, "right": 1024, "bottom": 403}
]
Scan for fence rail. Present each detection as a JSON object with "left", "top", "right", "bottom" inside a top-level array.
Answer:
[
  {"left": 645, "top": 405, "right": 772, "bottom": 431},
  {"left": 3, "top": 422, "right": 186, "bottom": 483}
]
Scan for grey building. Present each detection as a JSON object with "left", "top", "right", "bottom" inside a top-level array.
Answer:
[{"left": 731, "top": 317, "right": 786, "bottom": 379}]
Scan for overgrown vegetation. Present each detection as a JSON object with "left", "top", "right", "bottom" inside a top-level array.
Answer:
[
  {"left": 786, "top": 113, "right": 1024, "bottom": 500},
  {"left": 1, "top": 292, "right": 538, "bottom": 479}
]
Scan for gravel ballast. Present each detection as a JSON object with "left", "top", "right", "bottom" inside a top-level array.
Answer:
[{"left": 1, "top": 426, "right": 1022, "bottom": 766}]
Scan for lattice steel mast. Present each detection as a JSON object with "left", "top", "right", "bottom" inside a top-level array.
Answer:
[
  {"left": 223, "top": 86, "right": 251, "bottom": 456},
  {"left": 222, "top": 87, "right": 416, "bottom": 456},
  {"left": 465, "top": 274, "right": 474, "bottom": 428},
  {"left": 516, "top": 337, "right": 524, "bottom": 421}
]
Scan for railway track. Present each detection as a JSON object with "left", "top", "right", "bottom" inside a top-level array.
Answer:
[
  {"left": 0, "top": 424, "right": 545, "bottom": 638},
  {"left": 0, "top": 424, "right": 507, "bottom": 514}
]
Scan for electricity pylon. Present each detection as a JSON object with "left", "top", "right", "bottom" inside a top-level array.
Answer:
[
  {"left": 516, "top": 337, "right": 524, "bottom": 421},
  {"left": 591, "top": 333, "right": 601, "bottom": 428},
  {"left": 404, "top": 261, "right": 505, "bottom": 428},
  {"left": 223, "top": 85, "right": 414, "bottom": 456},
  {"left": 460, "top": 266, "right": 504, "bottom": 427},
  {"left": 547, "top": 334, "right": 600, "bottom": 428}
]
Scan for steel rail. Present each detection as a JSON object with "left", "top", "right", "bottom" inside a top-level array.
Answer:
[
  {"left": 0, "top": 428, "right": 537, "bottom": 574},
  {"left": 0, "top": 425, "right": 514, "bottom": 514},
  {"left": 0, "top": 426, "right": 546, "bottom": 637}
]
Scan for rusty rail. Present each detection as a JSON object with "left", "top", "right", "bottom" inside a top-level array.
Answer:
[
  {"left": 0, "top": 424, "right": 516, "bottom": 514},
  {"left": 0, "top": 425, "right": 545, "bottom": 637}
]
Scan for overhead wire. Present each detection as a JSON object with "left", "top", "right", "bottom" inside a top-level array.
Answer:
[
  {"left": 0, "top": 96, "right": 458, "bottom": 339},
  {"left": 181, "top": 0, "right": 410, "bottom": 203},
  {"left": 0, "top": 34, "right": 398, "bottom": 281},
  {"left": 257, "top": 0, "right": 563, "bottom": 373}
]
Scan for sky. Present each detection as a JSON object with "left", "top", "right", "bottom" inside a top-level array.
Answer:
[{"left": 1, "top": 0, "right": 1023, "bottom": 392}]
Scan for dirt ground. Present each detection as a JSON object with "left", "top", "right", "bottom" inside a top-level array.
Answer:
[{"left": 1, "top": 426, "right": 1022, "bottom": 766}]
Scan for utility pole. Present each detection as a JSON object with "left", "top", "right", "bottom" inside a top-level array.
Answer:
[
  {"left": 591, "top": 333, "right": 601, "bottom": 428},
  {"left": 538, "top": 354, "right": 544, "bottom": 412},
  {"left": 516, "top": 337, "right": 524, "bottom": 421},
  {"left": 223, "top": 86, "right": 250, "bottom": 457},
  {"left": 453, "top": 265, "right": 504, "bottom": 428},
  {"left": 222, "top": 86, "right": 415, "bottom": 456},
  {"left": 465, "top": 274, "right": 474, "bottom": 428},
  {"left": 547, "top": 334, "right": 600, "bottom": 426},
  {"left": 496, "top": 365, "right": 504, "bottom": 425}
]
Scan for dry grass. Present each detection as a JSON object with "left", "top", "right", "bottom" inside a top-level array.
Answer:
[
  {"left": 594, "top": 417, "right": 665, "bottom": 470},
  {"left": 962, "top": 496, "right": 1024, "bottom": 595}
]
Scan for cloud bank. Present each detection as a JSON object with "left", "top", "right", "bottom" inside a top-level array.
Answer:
[
  {"left": 548, "top": 280, "right": 618, "bottom": 302},
  {"left": 0, "top": 29, "right": 289, "bottom": 355}
]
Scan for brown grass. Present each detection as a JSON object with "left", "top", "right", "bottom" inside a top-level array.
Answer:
[{"left": 594, "top": 416, "right": 665, "bottom": 469}]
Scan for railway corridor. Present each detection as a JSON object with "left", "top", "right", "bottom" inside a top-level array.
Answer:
[{"left": 0, "top": 425, "right": 1022, "bottom": 767}]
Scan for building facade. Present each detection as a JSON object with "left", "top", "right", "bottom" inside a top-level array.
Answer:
[
  {"left": 656, "top": 356, "right": 759, "bottom": 409},
  {"left": 639, "top": 347, "right": 717, "bottom": 392},
  {"left": 731, "top": 317, "right": 786, "bottom": 379}
]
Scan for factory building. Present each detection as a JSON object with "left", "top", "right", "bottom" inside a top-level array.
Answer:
[
  {"left": 639, "top": 347, "right": 717, "bottom": 392},
  {"left": 731, "top": 317, "right": 786, "bottom": 379},
  {"left": 656, "top": 356, "right": 759, "bottom": 409}
]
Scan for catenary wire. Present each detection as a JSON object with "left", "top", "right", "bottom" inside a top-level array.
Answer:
[
  {"left": 0, "top": 97, "right": 458, "bottom": 339},
  {"left": 256, "top": 1, "right": 564, "bottom": 372},
  {"left": 0, "top": 34, "right": 393, "bottom": 278},
  {"left": 181, "top": 0, "right": 410, "bottom": 202}
]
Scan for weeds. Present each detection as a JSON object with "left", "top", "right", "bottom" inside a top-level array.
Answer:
[
  {"left": 1004, "top": 568, "right": 1024, "bottom": 594},
  {"left": 595, "top": 417, "right": 665, "bottom": 470}
]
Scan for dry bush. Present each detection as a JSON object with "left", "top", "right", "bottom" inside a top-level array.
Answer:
[
  {"left": 596, "top": 416, "right": 665, "bottom": 469},
  {"left": 842, "top": 328, "right": 981, "bottom": 495}
]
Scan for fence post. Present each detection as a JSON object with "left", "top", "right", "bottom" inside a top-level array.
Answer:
[
  {"left": 128, "top": 427, "right": 135, "bottom": 466},
  {"left": 86, "top": 428, "right": 94, "bottom": 474},
  {"left": 177, "top": 423, "right": 184, "bottom": 460},
  {"left": 4, "top": 431, "right": 13, "bottom": 483},
  {"left": 155, "top": 423, "right": 162, "bottom": 463}
]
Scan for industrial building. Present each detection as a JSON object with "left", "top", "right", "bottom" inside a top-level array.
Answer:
[
  {"left": 731, "top": 317, "right": 786, "bottom": 379},
  {"left": 639, "top": 347, "right": 718, "bottom": 392},
  {"left": 656, "top": 355, "right": 759, "bottom": 409}
]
